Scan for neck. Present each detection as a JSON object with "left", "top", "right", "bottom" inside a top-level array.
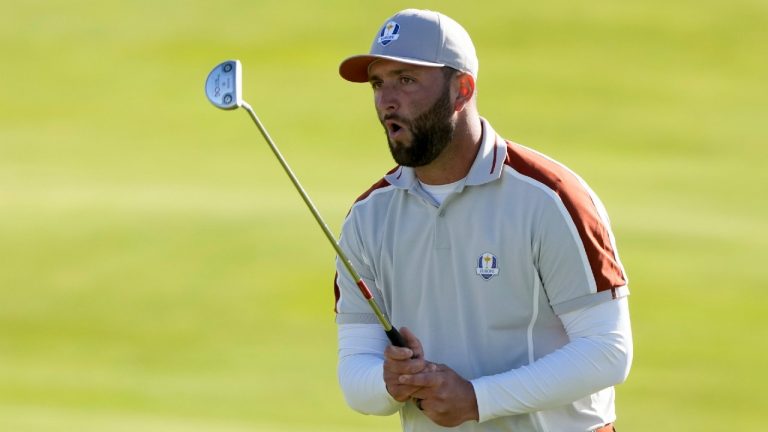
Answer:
[{"left": 414, "top": 111, "right": 483, "bottom": 185}]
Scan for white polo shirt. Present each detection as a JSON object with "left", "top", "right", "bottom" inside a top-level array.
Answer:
[{"left": 334, "top": 119, "right": 628, "bottom": 431}]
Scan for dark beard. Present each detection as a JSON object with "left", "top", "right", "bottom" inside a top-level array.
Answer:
[{"left": 383, "top": 85, "right": 455, "bottom": 167}]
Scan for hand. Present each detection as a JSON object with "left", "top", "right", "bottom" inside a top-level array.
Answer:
[
  {"left": 401, "top": 363, "right": 479, "bottom": 427},
  {"left": 383, "top": 327, "right": 435, "bottom": 402}
]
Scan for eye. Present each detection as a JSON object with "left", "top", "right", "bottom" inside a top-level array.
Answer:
[
  {"left": 399, "top": 76, "right": 415, "bottom": 85},
  {"left": 369, "top": 80, "right": 382, "bottom": 90}
]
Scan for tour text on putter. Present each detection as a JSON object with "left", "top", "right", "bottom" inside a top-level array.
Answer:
[{"left": 204, "top": 59, "right": 406, "bottom": 347}]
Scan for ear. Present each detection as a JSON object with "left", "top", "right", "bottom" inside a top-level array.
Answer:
[{"left": 453, "top": 73, "right": 476, "bottom": 112}]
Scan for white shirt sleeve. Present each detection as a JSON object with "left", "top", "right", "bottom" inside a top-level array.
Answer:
[
  {"left": 337, "top": 323, "right": 404, "bottom": 415},
  {"left": 337, "top": 298, "right": 632, "bottom": 422},
  {"left": 471, "top": 297, "right": 633, "bottom": 422}
]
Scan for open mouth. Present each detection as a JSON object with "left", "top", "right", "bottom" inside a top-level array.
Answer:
[{"left": 385, "top": 119, "right": 406, "bottom": 137}]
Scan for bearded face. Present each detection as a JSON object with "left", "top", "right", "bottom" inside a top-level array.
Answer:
[{"left": 380, "top": 79, "right": 456, "bottom": 167}]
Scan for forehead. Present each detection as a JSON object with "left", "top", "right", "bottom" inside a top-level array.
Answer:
[{"left": 367, "top": 59, "right": 443, "bottom": 80}]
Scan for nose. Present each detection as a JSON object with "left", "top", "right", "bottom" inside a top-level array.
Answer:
[{"left": 374, "top": 84, "right": 398, "bottom": 115}]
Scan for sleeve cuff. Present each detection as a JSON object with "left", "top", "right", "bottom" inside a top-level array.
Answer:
[
  {"left": 470, "top": 376, "right": 495, "bottom": 423},
  {"left": 551, "top": 286, "right": 630, "bottom": 315}
]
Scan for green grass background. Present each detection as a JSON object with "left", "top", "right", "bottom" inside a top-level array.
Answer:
[{"left": 1, "top": 0, "right": 766, "bottom": 430}]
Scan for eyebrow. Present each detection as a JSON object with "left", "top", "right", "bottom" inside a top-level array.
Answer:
[{"left": 368, "top": 68, "right": 417, "bottom": 82}]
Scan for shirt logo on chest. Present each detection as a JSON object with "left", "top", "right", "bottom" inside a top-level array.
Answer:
[{"left": 476, "top": 252, "right": 500, "bottom": 280}]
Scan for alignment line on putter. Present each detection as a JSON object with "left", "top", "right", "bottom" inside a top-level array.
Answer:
[{"left": 205, "top": 59, "right": 406, "bottom": 348}]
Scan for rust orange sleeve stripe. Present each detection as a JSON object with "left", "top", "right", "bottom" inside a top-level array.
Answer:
[{"left": 504, "top": 141, "right": 626, "bottom": 292}]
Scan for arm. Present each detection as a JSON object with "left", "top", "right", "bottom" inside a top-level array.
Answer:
[
  {"left": 397, "top": 297, "right": 631, "bottom": 425},
  {"left": 337, "top": 323, "right": 402, "bottom": 415},
  {"left": 340, "top": 298, "right": 632, "bottom": 425},
  {"left": 337, "top": 324, "right": 436, "bottom": 415},
  {"left": 471, "top": 296, "right": 633, "bottom": 421},
  {"left": 400, "top": 297, "right": 632, "bottom": 425}
]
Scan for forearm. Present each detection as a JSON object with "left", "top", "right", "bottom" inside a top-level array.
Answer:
[
  {"left": 471, "top": 297, "right": 633, "bottom": 422},
  {"left": 337, "top": 324, "right": 403, "bottom": 415}
]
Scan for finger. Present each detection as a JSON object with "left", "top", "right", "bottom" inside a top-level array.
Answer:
[
  {"left": 384, "top": 354, "right": 429, "bottom": 374},
  {"left": 399, "top": 370, "right": 442, "bottom": 387},
  {"left": 408, "top": 386, "right": 432, "bottom": 402},
  {"left": 387, "top": 384, "right": 422, "bottom": 402},
  {"left": 390, "top": 360, "right": 437, "bottom": 375},
  {"left": 385, "top": 361, "right": 428, "bottom": 376},
  {"left": 384, "top": 344, "right": 414, "bottom": 361},
  {"left": 399, "top": 327, "right": 424, "bottom": 358}
]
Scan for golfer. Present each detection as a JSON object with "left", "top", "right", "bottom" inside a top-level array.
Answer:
[{"left": 333, "top": 9, "right": 632, "bottom": 432}]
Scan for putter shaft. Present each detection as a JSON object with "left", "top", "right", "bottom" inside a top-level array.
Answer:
[{"left": 240, "top": 102, "right": 405, "bottom": 346}]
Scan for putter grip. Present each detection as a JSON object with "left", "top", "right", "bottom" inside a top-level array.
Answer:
[{"left": 385, "top": 327, "right": 407, "bottom": 347}]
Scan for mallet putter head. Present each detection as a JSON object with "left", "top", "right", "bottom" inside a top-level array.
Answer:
[{"left": 205, "top": 60, "right": 243, "bottom": 110}]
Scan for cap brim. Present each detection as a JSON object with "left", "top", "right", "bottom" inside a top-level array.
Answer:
[{"left": 339, "top": 54, "right": 446, "bottom": 82}]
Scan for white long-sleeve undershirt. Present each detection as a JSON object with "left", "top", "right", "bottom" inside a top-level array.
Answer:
[
  {"left": 337, "top": 324, "right": 403, "bottom": 415},
  {"left": 337, "top": 297, "right": 632, "bottom": 421}
]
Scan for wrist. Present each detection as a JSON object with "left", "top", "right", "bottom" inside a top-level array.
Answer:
[{"left": 465, "top": 379, "right": 480, "bottom": 422}]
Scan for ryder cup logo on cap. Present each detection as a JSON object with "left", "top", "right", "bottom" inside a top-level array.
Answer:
[
  {"left": 338, "top": 9, "right": 479, "bottom": 83},
  {"left": 378, "top": 21, "right": 400, "bottom": 46},
  {"left": 476, "top": 253, "right": 499, "bottom": 281}
]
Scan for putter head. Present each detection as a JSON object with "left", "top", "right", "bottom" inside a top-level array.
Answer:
[{"left": 205, "top": 60, "right": 243, "bottom": 110}]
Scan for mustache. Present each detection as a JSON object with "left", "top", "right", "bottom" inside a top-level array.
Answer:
[{"left": 381, "top": 113, "right": 409, "bottom": 124}]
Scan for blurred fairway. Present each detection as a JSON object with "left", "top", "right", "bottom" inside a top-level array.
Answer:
[{"left": 1, "top": 0, "right": 766, "bottom": 430}]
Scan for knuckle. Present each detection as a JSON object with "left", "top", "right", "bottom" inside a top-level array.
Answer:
[{"left": 433, "top": 402, "right": 448, "bottom": 414}]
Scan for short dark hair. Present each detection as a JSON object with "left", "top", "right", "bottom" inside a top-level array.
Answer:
[{"left": 442, "top": 66, "right": 459, "bottom": 80}]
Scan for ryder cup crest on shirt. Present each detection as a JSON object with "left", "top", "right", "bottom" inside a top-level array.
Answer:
[
  {"left": 377, "top": 21, "right": 400, "bottom": 46},
  {"left": 476, "top": 253, "right": 499, "bottom": 280}
]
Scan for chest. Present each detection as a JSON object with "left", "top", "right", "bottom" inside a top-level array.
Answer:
[{"left": 371, "top": 186, "right": 546, "bottom": 329}]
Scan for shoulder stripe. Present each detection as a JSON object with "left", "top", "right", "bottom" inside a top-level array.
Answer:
[
  {"left": 353, "top": 165, "right": 398, "bottom": 204},
  {"left": 335, "top": 167, "right": 398, "bottom": 313},
  {"left": 354, "top": 177, "right": 392, "bottom": 204},
  {"left": 504, "top": 142, "right": 626, "bottom": 293}
]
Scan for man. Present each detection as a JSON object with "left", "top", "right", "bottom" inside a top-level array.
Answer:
[{"left": 333, "top": 9, "right": 632, "bottom": 432}]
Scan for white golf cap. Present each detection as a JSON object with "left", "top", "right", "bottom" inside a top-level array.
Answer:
[{"left": 339, "top": 9, "right": 478, "bottom": 82}]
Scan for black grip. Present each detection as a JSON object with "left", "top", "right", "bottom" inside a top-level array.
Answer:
[{"left": 385, "top": 327, "right": 407, "bottom": 347}]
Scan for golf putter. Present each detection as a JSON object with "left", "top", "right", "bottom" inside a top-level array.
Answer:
[{"left": 204, "top": 60, "right": 406, "bottom": 348}]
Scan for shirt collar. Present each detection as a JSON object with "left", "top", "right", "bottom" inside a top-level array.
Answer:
[{"left": 384, "top": 117, "right": 506, "bottom": 189}]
